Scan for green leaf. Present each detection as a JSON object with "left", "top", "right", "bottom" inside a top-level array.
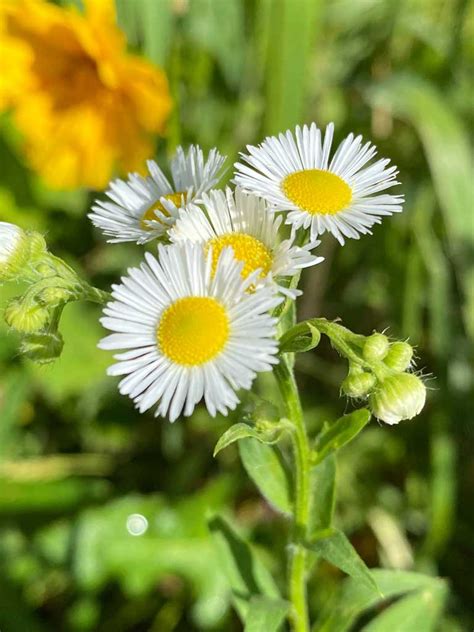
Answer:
[
  {"left": 318, "top": 570, "right": 444, "bottom": 632},
  {"left": 264, "top": 0, "right": 322, "bottom": 133},
  {"left": 313, "top": 410, "right": 371, "bottom": 465},
  {"left": 238, "top": 438, "right": 292, "bottom": 515},
  {"left": 361, "top": 579, "right": 448, "bottom": 632},
  {"left": 306, "top": 529, "right": 380, "bottom": 597},
  {"left": 279, "top": 321, "right": 321, "bottom": 353},
  {"left": 214, "top": 422, "right": 289, "bottom": 457},
  {"left": 244, "top": 596, "right": 289, "bottom": 632},
  {"left": 369, "top": 74, "right": 473, "bottom": 249},
  {"left": 308, "top": 454, "right": 336, "bottom": 535},
  {"left": 209, "top": 515, "right": 280, "bottom": 622}
]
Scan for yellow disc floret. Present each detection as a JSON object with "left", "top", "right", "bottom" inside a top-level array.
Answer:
[
  {"left": 206, "top": 233, "right": 273, "bottom": 279},
  {"left": 157, "top": 296, "right": 230, "bottom": 366},
  {"left": 141, "top": 192, "right": 186, "bottom": 228},
  {"left": 282, "top": 169, "right": 352, "bottom": 215}
]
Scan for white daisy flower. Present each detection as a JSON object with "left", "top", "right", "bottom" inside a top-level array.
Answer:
[
  {"left": 99, "top": 243, "right": 282, "bottom": 422},
  {"left": 89, "top": 145, "right": 226, "bottom": 244},
  {"left": 169, "top": 187, "right": 324, "bottom": 298},
  {"left": 234, "top": 122, "right": 404, "bottom": 245},
  {"left": 0, "top": 222, "right": 29, "bottom": 282}
]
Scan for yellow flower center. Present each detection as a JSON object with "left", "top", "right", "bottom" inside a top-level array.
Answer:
[
  {"left": 282, "top": 169, "right": 352, "bottom": 215},
  {"left": 141, "top": 192, "right": 186, "bottom": 229},
  {"left": 157, "top": 296, "right": 230, "bottom": 366},
  {"left": 206, "top": 233, "right": 273, "bottom": 279}
]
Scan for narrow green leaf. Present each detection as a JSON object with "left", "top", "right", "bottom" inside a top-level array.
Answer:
[
  {"left": 279, "top": 321, "right": 321, "bottom": 353},
  {"left": 244, "top": 596, "right": 289, "bottom": 632},
  {"left": 362, "top": 580, "right": 448, "bottom": 632},
  {"left": 264, "top": 0, "right": 322, "bottom": 133},
  {"left": 369, "top": 74, "right": 473, "bottom": 248},
  {"left": 313, "top": 409, "right": 371, "bottom": 465},
  {"left": 308, "top": 454, "right": 336, "bottom": 535},
  {"left": 214, "top": 421, "right": 289, "bottom": 457},
  {"left": 318, "top": 570, "right": 443, "bottom": 632},
  {"left": 139, "top": 0, "right": 173, "bottom": 66},
  {"left": 307, "top": 529, "right": 380, "bottom": 596},
  {"left": 238, "top": 439, "right": 292, "bottom": 515},
  {"left": 208, "top": 516, "right": 280, "bottom": 621}
]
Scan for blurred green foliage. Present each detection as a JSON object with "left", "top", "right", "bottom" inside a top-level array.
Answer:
[{"left": 0, "top": 0, "right": 473, "bottom": 630}]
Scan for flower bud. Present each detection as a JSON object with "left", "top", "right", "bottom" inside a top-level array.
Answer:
[
  {"left": 0, "top": 222, "right": 30, "bottom": 282},
  {"left": 342, "top": 371, "right": 376, "bottom": 398},
  {"left": 363, "top": 333, "right": 390, "bottom": 362},
  {"left": 369, "top": 373, "right": 426, "bottom": 425},
  {"left": 4, "top": 299, "right": 49, "bottom": 333},
  {"left": 27, "top": 232, "right": 48, "bottom": 259},
  {"left": 39, "top": 286, "right": 72, "bottom": 306},
  {"left": 20, "top": 332, "right": 64, "bottom": 364},
  {"left": 384, "top": 341, "right": 413, "bottom": 372}
]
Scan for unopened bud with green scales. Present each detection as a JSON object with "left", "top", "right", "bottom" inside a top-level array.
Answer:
[
  {"left": 384, "top": 341, "right": 413, "bottom": 372},
  {"left": 369, "top": 372, "right": 426, "bottom": 425},
  {"left": 0, "top": 222, "right": 31, "bottom": 282},
  {"left": 0, "top": 222, "right": 48, "bottom": 283},
  {"left": 20, "top": 332, "right": 64, "bottom": 364},
  {"left": 342, "top": 364, "right": 377, "bottom": 398},
  {"left": 4, "top": 298, "right": 50, "bottom": 333},
  {"left": 363, "top": 333, "right": 390, "bottom": 362}
]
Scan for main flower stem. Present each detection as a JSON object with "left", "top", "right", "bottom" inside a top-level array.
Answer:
[{"left": 274, "top": 355, "right": 311, "bottom": 632}]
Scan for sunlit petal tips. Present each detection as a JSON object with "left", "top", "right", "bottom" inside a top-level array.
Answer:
[
  {"left": 234, "top": 122, "right": 404, "bottom": 245},
  {"left": 89, "top": 145, "right": 226, "bottom": 244},
  {"left": 98, "top": 243, "right": 282, "bottom": 422},
  {"left": 169, "top": 187, "right": 324, "bottom": 298}
]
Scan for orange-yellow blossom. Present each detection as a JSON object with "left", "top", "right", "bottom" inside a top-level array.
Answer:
[{"left": 0, "top": 0, "right": 172, "bottom": 190}]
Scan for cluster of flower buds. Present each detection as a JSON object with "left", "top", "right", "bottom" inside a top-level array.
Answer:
[
  {"left": 0, "top": 222, "right": 108, "bottom": 363},
  {"left": 341, "top": 332, "right": 426, "bottom": 425}
]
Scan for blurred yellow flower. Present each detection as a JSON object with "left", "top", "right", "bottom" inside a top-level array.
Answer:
[{"left": 0, "top": 0, "right": 172, "bottom": 190}]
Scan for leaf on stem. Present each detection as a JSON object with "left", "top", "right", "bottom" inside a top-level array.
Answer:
[
  {"left": 361, "top": 580, "right": 447, "bottom": 632},
  {"left": 208, "top": 515, "right": 281, "bottom": 622},
  {"left": 312, "top": 409, "right": 371, "bottom": 465},
  {"left": 279, "top": 321, "right": 321, "bottom": 353},
  {"left": 317, "top": 569, "right": 448, "bottom": 632},
  {"left": 238, "top": 438, "right": 292, "bottom": 515},
  {"left": 213, "top": 421, "right": 289, "bottom": 457},
  {"left": 306, "top": 528, "right": 380, "bottom": 597},
  {"left": 308, "top": 454, "right": 336, "bottom": 535},
  {"left": 244, "top": 595, "right": 289, "bottom": 632}
]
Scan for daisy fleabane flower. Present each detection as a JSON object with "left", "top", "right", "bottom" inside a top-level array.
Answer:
[
  {"left": 234, "top": 122, "right": 404, "bottom": 245},
  {"left": 169, "top": 187, "right": 324, "bottom": 298},
  {"left": 98, "top": 243, "right": 282, "bottom": 421},
  {"left": 89, "top": 145, "right": 226, "bottom": 244}
]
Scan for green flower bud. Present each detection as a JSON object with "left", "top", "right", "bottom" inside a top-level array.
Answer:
[
  {"left": 384, "top": 341, "right": 413, "bottom": 372},
  {"left": 20, "top": 332, "right": 64, "bottom": 364},
  {"left": 342, "top": 371, "right": 377, "bottom": 398},
  {"left": 27, "top": 232, "right": 48, "bottom": 259},
  {"left": 363, "top": 333, "right": 390, "bottom": 362},
  {"left": 369, "top": 373, "right": 426, "bottom": 425},
  {"left": 39, "top": 286, "right": 73, "bottom": 306},
  {"left": 4, "top": 299, "right": 49, "bottom": 333},
  {"left": 0, "top": 222, "right": 30, "bottom": 282}
]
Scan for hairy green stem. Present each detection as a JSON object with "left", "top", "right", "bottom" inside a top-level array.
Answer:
[{"left": 274, "top": 355, "right": 311, "bottom": 632}]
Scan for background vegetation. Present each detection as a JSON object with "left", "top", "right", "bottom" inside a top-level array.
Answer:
[{"left": 0, "top": 0, "right": 472, "bottom": 630}]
